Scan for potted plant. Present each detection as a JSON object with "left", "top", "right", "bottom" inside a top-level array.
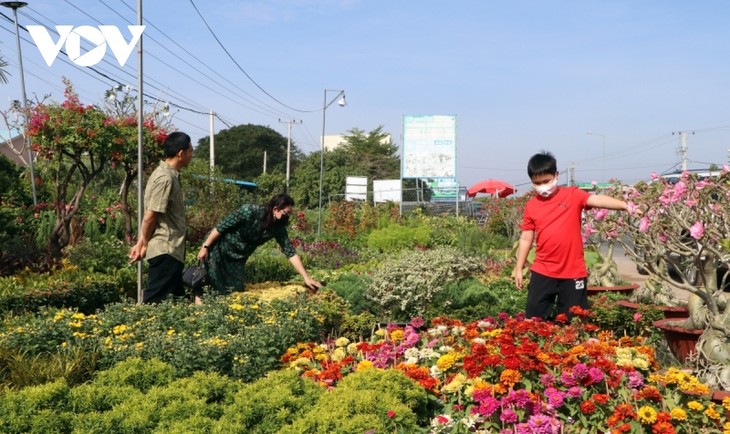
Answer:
[{"left": 585, "top": 169, "right": 730, "bottom": 389}]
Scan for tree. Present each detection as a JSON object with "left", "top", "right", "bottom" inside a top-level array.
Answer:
[
  {"left": 101, "top": 86, "right": 169, "bottom": 241},
  {"left": 340, "top": 126, "right": 400, "bottom": 182},
  {"left": 27, "top": 79, "right": 165, "bottom": 256},
  {"left": 195, "top": 124, "right": 301, "bottom": 182}
]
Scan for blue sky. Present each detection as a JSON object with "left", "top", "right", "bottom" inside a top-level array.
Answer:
[{"left": 1, "top": 0, "right": 728, "bottom": 192}]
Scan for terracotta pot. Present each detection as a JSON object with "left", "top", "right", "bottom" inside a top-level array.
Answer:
[
  {"left": 653, "top": 318, "right": 703, "bottom": 362},
  {"left": 616, "top": 300, "right": 690, "bottom": 319},
  {"left": 587, "top": 284, "right": 639, "bottom": 296}
]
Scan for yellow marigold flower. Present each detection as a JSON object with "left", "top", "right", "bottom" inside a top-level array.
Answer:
[
  {"left": 71, "top": 312, "right": 85, "bottom": 320},
  {"left": 500, "top": 369, "right": 522, "bottom": 388},
  {"left": 705, "top": 406, "right": 721, "bottom": 420},
  {"left": 374, "top": 329, "right": 386, "bottom": 337},
  {"left": 335, "top": 337, "right": 350, "bottom": 347},
  {"left": 637, "top": 406, "right": 657, "bottom": 424},
  {"left": 135, "top": 342, "right": 144, "bottom": 351},
  {"left": 723, "top": 422, "right": 730, "bottom": 434},
  {"left": 315, "top": 353, "right": 328, "bottom": 362},
  {"left": 356, "top": 360, "right": 374, "bottom": 371},
  {"left": 441, "top": 373, "right": 466, "bottom": 394},
  {"left": 286, "top": 347, "right": 298, "bottom": 355},
  {"left": 68, "top": 321, "right": 82, "bottom": 328},
  {"left": 229, "top": 303, "right": 244, "bottom": 311},
  {"left": 331, "top": 348, "right": 346, "bottom": 362},
  {"left": 436, "top": 353, "right": 458, "bottom": 371},
  {"left": 167, "top": 329, "right": 175, "bottom": 336},
  {"left": 53, "top": 311, "right": 65, "bottom": 322},
  {"left": 290, "top": 357, "right": 311, "bottom": 368},
  {"left": 14, "top": 326, "right": 24, "bottom": 333},
  {"left": 251, "top": 304, "right": 260, "bottom": 310},
  {"left": 289, "top": 309, "right": 298, "bottom": 318},
  {"left": 687, "top": 401, "right": 705, "bottom": 411},
  {"left": 72, "top": 331, "right": 87, "bottom": 339},
  {"left": 723, "top": 397, "right": 730, "bottom": 412},
  {"left": 670, "top": 407, "right": 687, "bottom": 421}
]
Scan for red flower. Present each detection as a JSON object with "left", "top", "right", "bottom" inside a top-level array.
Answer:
[
  {"left": 387, "top": 410, "right": 396, "bottom": 418},
  {"left": 651, "top": 421, "right": 675, "bottom": 434},
  {"left": 580, "top": 400, "right": 596, "bottom": 414}
]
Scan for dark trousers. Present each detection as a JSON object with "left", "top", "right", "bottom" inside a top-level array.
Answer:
[
  {"left": 525, "top": 271, "right": 587, "bottom": 320},
  {"left": 144, "top": 254, "right": 185, "bottom": 304}
]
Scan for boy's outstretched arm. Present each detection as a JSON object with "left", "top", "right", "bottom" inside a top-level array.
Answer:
[{"left": 586, "top": 194, "right": 628, "bottom": 211}]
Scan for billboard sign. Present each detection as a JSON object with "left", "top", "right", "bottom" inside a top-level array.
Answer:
[{"left": 402, "top": 115, "right": 456, "bottom": 178}]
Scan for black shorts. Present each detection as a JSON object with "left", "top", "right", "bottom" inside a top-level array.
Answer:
[
  {"left": 144, "top": 254, "right": 185, "bottom": 304},
  {"left": 525, "top": 271, "right": 587, "bottom": 320}
]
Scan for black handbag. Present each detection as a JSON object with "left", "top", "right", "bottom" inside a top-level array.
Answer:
[{"left": 182, "top": 260, "right": 208, "bottom": 291}]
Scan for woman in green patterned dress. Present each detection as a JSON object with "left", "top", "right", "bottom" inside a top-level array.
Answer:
[{"left": 196, "top": 193, "right": 322, "bottom": 295}]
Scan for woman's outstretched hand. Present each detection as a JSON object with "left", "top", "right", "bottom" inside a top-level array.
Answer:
[{"left": 304, "top": 277, "right": 323, "bottom": 293}]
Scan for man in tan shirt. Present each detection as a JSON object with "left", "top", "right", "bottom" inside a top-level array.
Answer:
[{"left": 128, "top": 131, "right": 193, "bottom": 303}]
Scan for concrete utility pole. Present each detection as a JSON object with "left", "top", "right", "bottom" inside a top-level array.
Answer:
[
  {"left": 278, "top": 119, "right": 302, "bottom": 193},
  {"left": 673, "top": 131, "right": 694, "bottom": 171}
]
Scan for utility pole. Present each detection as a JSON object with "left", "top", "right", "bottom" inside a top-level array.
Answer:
[
  {"left": 263, "top": 151, "right": 267, "bottom": 174},
  {"left": 279, "top": 119, "right": 302, "bottom": 193},
  {"left": 673, "top": 131, "right": 694, "bottom": 171}
]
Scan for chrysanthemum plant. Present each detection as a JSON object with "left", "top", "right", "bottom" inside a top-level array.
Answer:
[{"left": 585, "top": 169, "right": 730, "bottom": 388}]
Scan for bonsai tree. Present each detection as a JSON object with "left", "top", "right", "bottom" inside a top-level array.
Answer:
[
  {"left": 585, "top": 169, "right": 730, "bottom": 389},
  {"left": 27, "top": 79, "right": 167, "bottom": 256}
]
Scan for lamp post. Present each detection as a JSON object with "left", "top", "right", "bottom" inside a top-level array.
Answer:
[
  {"left": 317, "top": 89, "right": 346, "bottom": 237},
  {"left": 586, "top": 131, "right": 606, "bottom": 183},
  {"left": 2, "top": 1, "right": 37, "bottom": 205}
]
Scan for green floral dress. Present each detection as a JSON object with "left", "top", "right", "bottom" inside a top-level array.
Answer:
[{"left": 207, "top": 205, "right": 296, "bottom": 293}]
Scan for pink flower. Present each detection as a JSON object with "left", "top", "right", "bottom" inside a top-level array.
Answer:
[
  {"left": 387, "top": 410, "right": 396, "bottom": 418},
  {"left": 633, "top": 312, "right": 642, "bottom": 322},
  {"left": 689, "top": 221, "right": 704, "bottom": 239},
  {"left": 593, "top": 209, "right": 608, "bottom": 221},
  {"left": 650, "top": 172, "right": 660, "bottom": 181},
  {"left": 626, "top": 202, "right": 639, "bottom": 215},
  {"left": 639, "top": 217, "right": 650, "bottom": 232}
]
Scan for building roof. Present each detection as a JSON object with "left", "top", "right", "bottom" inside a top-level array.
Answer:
[{"left": 0, "top": 134, "right": 29, "bottom": 167}]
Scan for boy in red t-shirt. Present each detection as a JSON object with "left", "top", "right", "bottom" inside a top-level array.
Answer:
[{"left": 514, "top": 151, "right": 627, "bottom": 320}]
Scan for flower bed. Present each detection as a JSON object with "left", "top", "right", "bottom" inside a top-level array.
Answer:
[{"left": 282, "top": 309, "right": 730, "bottom": 433}]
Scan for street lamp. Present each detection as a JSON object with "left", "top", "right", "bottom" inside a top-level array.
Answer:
[
  {"left": 586, "top": 131, "right": 606, "bottom": 184},
  {"left": 317, "top": 89, "right": 346, "bottom": 237},
  {"left": 2, "top": 1, "right": 37, "bottom": 205}
]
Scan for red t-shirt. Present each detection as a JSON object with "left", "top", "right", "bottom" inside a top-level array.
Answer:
[{"left": 521, "top": 186, "right": 590, "bottom": 278}]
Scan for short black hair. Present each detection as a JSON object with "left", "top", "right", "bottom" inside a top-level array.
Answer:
[
  {"left": 164, "top": 131, "right": 192, "bottom": 158},
  {"left": 527, "top": 151, "right": 557, "bottom": 178}
]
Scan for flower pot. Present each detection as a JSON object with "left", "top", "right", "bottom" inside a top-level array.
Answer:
[
  {"left": 653, "top": 318, "right": 703, "bottom": 363},
  {"left": 587, "top": 284, "right": 639, "bottom": 296},
  {"left": 616, "top": 300, "right": 690, "bottom": 319}
]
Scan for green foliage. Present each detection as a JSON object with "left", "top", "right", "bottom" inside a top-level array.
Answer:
[
  {"left": 426, "top": 277, "right": 526, "bottom": 322},
  {"left": 0, "top": 267, "right": 123, "bottom": 315},
  {"left": 326, "top": 271, "right": 375, "bottom": 314},
  {"left": 588, "top": 293, "right": 664, "bottom": 339},
  {"left": 0, "top": 345, "right": 98, "bottom": 389},
  {"left": 245, "top": 246, "right": 297, "bottom": 284},
  {"left": 0, "top": 378, "right": 72, "bottom": 433},
  {"left": 254, "top": 172, "right": 287, "bottom": 203},
  {"left": 64, "top": 237, "right": 128, "bottom": 274},
  {"left": 195, "top": 124, "right": 293, "bottom": 182},
  {"left": 92, "top": 357, "right": 175, "bottom": 392},
  {"left": 216, "top": 369, "right": 323, "bottom": 433},
  {"left": 184, "top": 160, "right": 247, "bottom": 244},
  {"left": 280, "top": 369, "right": 426, "bottom": 434},
  {"left": 366, "top": 246, "right": 485, "bottom": 322},
  {"left": 425, "top": 215, "right": 510, "bottom": 254},
  {"left": 0, "top": 291, "right": 341, "bottom": 387},
  {"left": 366, "top": 223, "right": 432, "bottom": 252}
]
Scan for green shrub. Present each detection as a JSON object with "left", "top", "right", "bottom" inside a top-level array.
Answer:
[
  {"left": 92, "top": 357, "right": 175, "bottom": 392},
  {"left": 245, "top": 247, "right": 296, "bottom": 284},
  {"left": 215, "top": 369, "right": 323, "bottom": 433},
  {"left": 366, "top": 246, "right": 484, "bottom": 322},
  {"left": 326, "top": 271, "right": 376, "bottom": 314},
  {"left": 279, "top": 369, "right": 427, "bottom": 434},
  {"left": 0, "top": 345, "right": 98, "bottom": 389},
  {"left": 0, "top": 379, "right": 71, "bottom": 433},
  {"left": 426, "top": 277, "right": 526, "bottom": 322},
  {"left": 0, "top": 268, "right": 124, "bottom": 315},
  {"left": 366, "top": 223, "right": 432, "bottom": 252},
  {"left": 64, "top": 237, "right": 129, "bottom": 274}
]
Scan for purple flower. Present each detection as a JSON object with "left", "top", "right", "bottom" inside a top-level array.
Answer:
[
  {"left": 567, "top": 386, "right": 582, "bottom": 398},
  {"left": 572, "top": 363, "right": 589, "bottom": 380},
  {"left": 587, "top": 367, "right": 604, "bottom": 383},
  {"left": 628, "top": 371, "right": 644, "bottom": 389},
  {"left": 540, "top": 373, "right": 556, "bottom": 388}
]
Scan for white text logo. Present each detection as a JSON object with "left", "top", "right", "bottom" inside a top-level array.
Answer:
[{"left": 27, "top": 25, "right": 146, "bottom": 67}]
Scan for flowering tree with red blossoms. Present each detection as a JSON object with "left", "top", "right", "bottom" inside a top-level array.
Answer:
[
  {"left": 584, "top": 169, "right": 730, "bottom": 389},
  {"left": 27, "top": 79, "right": 167, "bottom": 256}
]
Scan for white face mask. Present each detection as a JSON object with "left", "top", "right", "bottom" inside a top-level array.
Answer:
[{"left": 533, "top": 177, "right": 558, "bottom": 198}]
